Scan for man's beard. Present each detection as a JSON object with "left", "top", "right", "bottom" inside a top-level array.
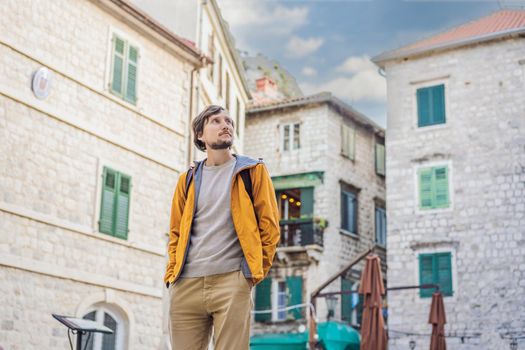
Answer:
[{"left": 209, "top": 140, "right": 232, "bottom": 150}]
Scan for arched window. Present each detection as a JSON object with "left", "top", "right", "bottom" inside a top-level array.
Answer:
[{"left": 82, "top": 305, "right": 126, "bottom": 350}]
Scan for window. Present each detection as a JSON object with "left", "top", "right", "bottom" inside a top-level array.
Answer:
[
  {"left": 375, "top": 207, "right": 386, "bottom": 246},
  {"left": 277, "top": 188, "right": 302, "bottom": 220},
  {"left": 276, "top": 187, "right": 314, "bottom": 247},
  {"left": 417, "top": 84, "right": 446, "bottom": 127},
  {"left": 254, "top": 276, "right": 304, "bottom": 322},
  {"left": 217, "top": 54, "right": 223, "bottom": 97},
  {"left": 341, "top": 278, "right": 363, "bottom": 326},
  {"left": 276, "top": 281, "right": 287, "bottom": 321},
  {"left": 225, "top": 72, "right": 230, "bottom": 111},
  {"left": 418, "top": 166, "right": 449, "bottom": 210},
  {"left": 341, "top": 124, "right": 355, "bottom": 159},
  {"left": 207, "top": 33, "right": 215, "bottom": 80},
  {"left": 419, "top": 252, "right": 453, "bottom": 298},
  {"left": 375, "top": 143, "right": 385, "bottom": 176},
  {"left": 110, "top": 34, "right": 138, "bottom": 104},
  {"left": 281, "top": 123, "right": 300, "bottom": 152},
  {"left": 99, "top": 167, "right": 131, "bottom": 239},
  {"left": 341, "top": 183, "right": 358, "bottom": 234},
  {"left": 82, "top": 307, "right": 125, "bottom": 350},
  {"left": 235, "top": 98, "right": 241, "bottom": 137}
]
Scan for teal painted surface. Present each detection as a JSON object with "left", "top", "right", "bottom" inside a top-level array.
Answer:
[{"left": 250, "top": 322, "right": 360, "bottom": 350}]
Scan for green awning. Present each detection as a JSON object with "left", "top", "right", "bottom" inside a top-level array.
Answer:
[
  {"left": 250, "top": 332, "right": 308, "bottom": 350},
  {"left": 271, "top": 171, "right": 324, "bottom": 190},
  {"left": 250, "top": 322, "right": 360, "bottom": 350}
]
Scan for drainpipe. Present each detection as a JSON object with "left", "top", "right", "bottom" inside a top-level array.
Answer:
[{"left": 186, "top": 66, "right": 198, "bottom": 167}]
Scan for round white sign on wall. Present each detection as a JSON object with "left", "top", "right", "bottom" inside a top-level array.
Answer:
[{"left": 32, "top": 67, "right": 53, "bottom": 100}]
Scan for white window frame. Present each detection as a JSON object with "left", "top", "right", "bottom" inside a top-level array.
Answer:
[
  {"left": 105, "top": 26, "right": 143, "bottom": 106},
  {"left": 83, "top": 306, "right": 126, "bottom": 350},
  {"left": 271, "top": 279, "right": 288, "bottom": 322},
  {"left": 413, "top": 160, "right": 454, "bottom": 215},
  {"left": 280, "top": 122, "right": 301, "bottom": 152},
  {"left": 411, "top": 76, "right": 450, "bottom": 132}
]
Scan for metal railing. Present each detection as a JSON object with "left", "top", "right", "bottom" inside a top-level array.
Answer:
[{"left": 279, "top": 218, "right": 323, "bottom": 247}]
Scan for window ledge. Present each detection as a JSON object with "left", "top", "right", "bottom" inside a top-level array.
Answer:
[
  {"left": 375, "top": 243, "right": 387, "bottom": 251},
  {"left": 340, "top": 153, "right": 355, "bottom": 161},
  {"left": 339, "top": 229, "right": 359, "bottom": 239}
]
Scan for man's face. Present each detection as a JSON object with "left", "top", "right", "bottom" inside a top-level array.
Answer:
[{"left": 199, "top": 111, "right": 235, "bottom": 150}]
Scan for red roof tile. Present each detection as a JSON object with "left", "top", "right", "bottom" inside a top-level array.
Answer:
[{"left": 374, "top": 10, "right": 525, "bottom": 64}]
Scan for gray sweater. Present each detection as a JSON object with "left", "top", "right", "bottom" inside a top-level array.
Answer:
[{"left": 180, "top": 157, "right": 244, "bottom": 277}]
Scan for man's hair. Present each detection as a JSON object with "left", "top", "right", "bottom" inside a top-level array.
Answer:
[{"left": 192, "top": 105, "right": 232, "bottom": 151}]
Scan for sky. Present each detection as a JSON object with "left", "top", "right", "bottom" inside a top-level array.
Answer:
[{"left": 130, "top": 0, "right": 524, "bottom": 127}]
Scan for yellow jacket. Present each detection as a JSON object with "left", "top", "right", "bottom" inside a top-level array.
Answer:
[{"left": 164, "top": 155, "right": 280, "bottom": 286}]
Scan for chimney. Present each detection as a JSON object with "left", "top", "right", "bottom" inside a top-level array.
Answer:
[{"left": 256, "top": 76, "right": 277, "bottom": 93}]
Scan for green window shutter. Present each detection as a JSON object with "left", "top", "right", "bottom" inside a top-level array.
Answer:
[
  {"left": 417, "top": 85, "right": 446, "bottom": 127},
  {"left": 300, "top": 187, "right": 314, "bottom": 217},
  {"left": 431, "top": 84, "right": 446, "bottom": 124},
  {"left": 111, "top": 36, "right": 125, "bottom": 96},
  {"left": 419, "top": 254, "right": 435, "bottom": 298},
  {"left": 114, "top": 174, "right": 131, "bottom": 239},
  {"left": 125, "top": 45, "right": 138, "bottom": 104},
  {"left": 341, "top": 125, "right": 347, "bottom": 156},
  {"left": 436, "top": 253, "right": 453, "bottom": 296},
  {"left": 417, "top": 87, "right": 431, "bottom": 127},
  {"left": 286, "top": 276, "right": 303, "bottom": 319},
  {"left": 347, "top": 126, "right": 356, "bottom": 160},
  {"left": 341, "top": 278, "right": 352, "bottom": 322},
  {"left": 99, "top": 167, "right": 117, "bottom": 235},
  {"left": 255, "top": 277, "right": 272, "bottom": 322},
  {"left": 433, "top": 167, "right": 449, "bottom": 208},
  {"left": 419, "top": 168, "right": 434, "bottom": 209},
  {"left": 375, "top": 143, "right": 385, "bottom": 176}
]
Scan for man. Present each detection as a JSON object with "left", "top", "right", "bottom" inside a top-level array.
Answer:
[{"left": 164, "top": 105, "right": 280, "bottom": 350}]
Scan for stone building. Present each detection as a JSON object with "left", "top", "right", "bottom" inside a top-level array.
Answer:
[
  {"left": 245, "top": 87, "right": 386, "bottom": 336},
  {"left": 0, "top": 0, "right": 205, "bottom": 349},
  {"left": 373, "top": 10, "right": 525, "bottom": 350}
]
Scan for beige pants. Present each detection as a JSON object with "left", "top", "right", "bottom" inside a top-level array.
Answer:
[{"left": 168, "top": 270, "right": 253, "bottom": 350}]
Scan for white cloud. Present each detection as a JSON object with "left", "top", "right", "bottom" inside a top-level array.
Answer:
[
  {"left": 218, "top": 0, "right": 310, "bottom": 53},
  {"left": 301, "top": 67, "right": 317, "bottom": 77},
  {"left": 286, "top": 36, "right": 324, "bottom": 58},
  {"left": 301, "top": 55, "right": 386, "bottom": 103},
  {"left": 336, "top": 55, "right": 377, "bottom": 74},
  {"left": 219, "top": 1, "right": 308, "bottom": 33}
]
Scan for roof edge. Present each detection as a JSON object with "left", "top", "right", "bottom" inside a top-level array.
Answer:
[
  {"left": 106, "top": 0, "right": 206, "bottom": 65},
  {"left": 373, "top": 27, "right": 525, "bottom": 67},
  {"left": 247, "top": 92, "right": 385, "bottom": 135}
]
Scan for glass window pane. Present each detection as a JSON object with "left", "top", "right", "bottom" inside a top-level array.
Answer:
[
  {"left": 102, "top": 313, "right": 117, "bottom": 350},
  {"left": 283, "top": 125, "right": 290, "bottom": 151},
  {"left": 105, "top": 171, "right": 116, "bottom": 189},
  {"left": 293, "top": 124, "right": 300, "bottom": 149},
  {"left": 81, "top": 312, "right": 96, "bottom": 350},
  {"left": 120, "top": 176, "right": 130, "bottom": 194},
  {"left": 277, "top": 282, "right": 287, "bottom": 320}
]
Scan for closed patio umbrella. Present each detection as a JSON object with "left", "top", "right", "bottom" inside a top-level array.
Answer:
[
  {"left": 358, "top": 255, "right": 387, "bottom": 350},
  {"left": 429, "top": 292, "right": 447, "bottom": 350}
]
